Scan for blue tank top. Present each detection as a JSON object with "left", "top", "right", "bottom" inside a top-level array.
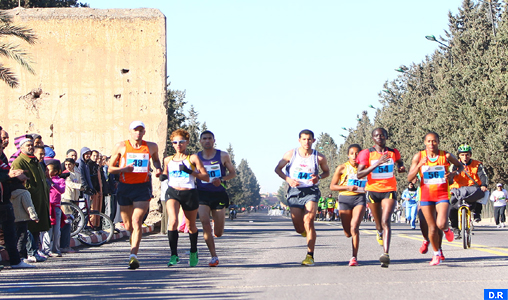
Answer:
[{"left": 196, "top": 150, "right": 226, "bottom": 192}]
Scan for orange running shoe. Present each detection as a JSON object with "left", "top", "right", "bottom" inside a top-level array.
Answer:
[
  {"left": 444, "top": 228, "right": 454, "bottom": 242},
  {"left": 419, "top": 240, "right": 430, "bottom": 254}
]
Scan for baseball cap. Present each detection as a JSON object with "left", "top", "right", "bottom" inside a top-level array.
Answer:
[
  {"left": 497, "top": 183, "right": 503, "bottom": 187},
  {"left": 129, "top": 121, "right": 145, "bottom": 130}
]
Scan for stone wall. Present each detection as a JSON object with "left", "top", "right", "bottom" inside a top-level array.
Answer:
[{"left": 1, "top": 8, "right": 167, "bottom": 164}]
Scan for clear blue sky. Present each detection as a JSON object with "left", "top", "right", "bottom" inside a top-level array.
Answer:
[{"left": 89, "top": 0, "right": 461, "bottom": 193}]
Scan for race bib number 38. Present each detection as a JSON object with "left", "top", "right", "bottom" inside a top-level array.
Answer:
[
  {"left": 126, "top": 153, "right": 149, "bottom": 173},
  {"left": 371, "top": 159, "right": 394, "bottom": 179},
  {"left": 422, "top": 165, "right": 446, "bottom": 185}
]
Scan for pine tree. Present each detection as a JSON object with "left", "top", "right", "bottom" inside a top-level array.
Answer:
[{"left": 164, "top": 84, "right": 186, "bottom": 156}]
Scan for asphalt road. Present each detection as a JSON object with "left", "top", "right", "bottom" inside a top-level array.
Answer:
[{"left": 1, "top": 211, "right": 508, "bottom": 299}]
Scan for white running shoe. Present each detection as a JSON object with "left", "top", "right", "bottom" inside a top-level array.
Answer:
[{"left": 11, "top": 261, "right": 35, "bottom": 269}]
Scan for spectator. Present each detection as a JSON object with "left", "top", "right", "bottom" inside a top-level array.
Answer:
[
  {"left": 401, "top": 181, "right": 419, "bottom": 229},
  {"left": 42, "top": 160, "right": 66, "bottom": 257},
  {"left": 76, "top": 147, "right": 94, "bottom": 204},
  {"left": 490, "top": 183, "right": 507, "bottom": 228},
  {"left": 60, "top": 158, "right": 81, "bottom": 253},
  {"left": 88, "top": 150, "right": 102, "bottom": 226},
  {"left": 61, "top": 149, "right": 78, "bottom": 171},
  {"left": 11, "top": 136, "right": 50, "bottom": 263}
]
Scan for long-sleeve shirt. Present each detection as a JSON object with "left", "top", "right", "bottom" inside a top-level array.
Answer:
[
  {"left": 49, "top": 176, "right": 66, "bottom": 206},
  {"left": 490, "top": 189, "right": 508, "bottom": 207},
  {"left": 62, "top": 170, "right": 82, "bottom": 201}
]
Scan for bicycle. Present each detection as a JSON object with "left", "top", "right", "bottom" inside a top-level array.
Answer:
[
  {"left": 61, "top": 197, "right": 114, "bottom": 246},
  {"left": 457, "top": 199, "right": 474, "bottom": 249}
]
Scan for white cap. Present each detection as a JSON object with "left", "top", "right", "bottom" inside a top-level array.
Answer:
[
  {"left": 129, "top": 121, "right": 145, "bottom": 130},
  {"left": 497, "top": 183, "right": 503, "bottom": 187}
]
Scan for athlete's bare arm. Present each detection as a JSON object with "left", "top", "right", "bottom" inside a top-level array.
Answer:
[
  {"left": 310, "top": 152, "right": 330, "bottom": 184},
  {"left": 147, "top": 141, "right": 162, "bottom": 177},
  {"left": 217, "top": 151, "right": 236, "bottom": 187},
  {"left": 190, "top": 154, "right": 210, "bottom": 182},
  {"left": 396, "top": 158, "right": 406, "bottom": 173},
  {"left": 274, "top": 150, "right": 299, "bottom": 187},
  {"left": 162, "top": 156, "right": 172, "bottom": 176},
  {"left": 357, "top": 153, "right": 389, "bottom": 179},
  {"left": 407, "top": 152, "right": 425, "bottom": 182},
  {"left": 330, "top": 164, "right": 356, "bottom": 192},
  {"left": 108, "top": 141, "right": 132, "bottom": 174},
  {"left": 445, "top": 152, "right": 464, "bottom": 184}
]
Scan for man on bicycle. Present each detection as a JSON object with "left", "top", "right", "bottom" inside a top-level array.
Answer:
[{"left": 449, "top": 144, "right": 488, "bottom": 239}]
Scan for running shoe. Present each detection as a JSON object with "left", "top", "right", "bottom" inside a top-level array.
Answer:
[
  {"left": 349, "top": 257, "right": 358, "bottom": 266},
  {"left": 128, "top": 257, "right": 139, "bottom": 270},
  {"left": 376, "top": 232, "right": 383, "bottom": 246},
  {"left": 419, "top": 240, "right": 430, "bottom": 254},
  {"left": 429, "top": 255, "right": 441, "bottom": 266},
  {"left": 439, "top": 249, "right": 445, "bottom": 261},
  {"left": 301, "top": 254, "right": 314, "bottom": 266},
  {"left": 379, "top": 253, "right": 390, "bottom": 268},
  {"left": 209, "top": 256, "right": 219, "bottom": 267},
  {"left": 167, "top": 255, "right": 180, "bottom": 266},
  {"left": 301, "top": 231, "right": 307, "bottom": 238},
  {"left": 189, "top": 251, "right": 199, "bottom": 267},
  {"left": 444, "top": 228, "right": 454, "bottom": 242},
  {"left": 25, "top": 256, "right": 37, "bottom": 263},
  {"left": 11, "top": 261, "right": 35, "bottom": 269}
]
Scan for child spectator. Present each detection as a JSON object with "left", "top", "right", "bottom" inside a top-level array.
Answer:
[
  {"left": 42, "top": 160, "right": 66, "bottom": 257},
  {"left": 60, "top": 158, "right": 81, "bottom": 253},
  {"left": 11, "top": 187, "right": 39, "bottom": 261}
]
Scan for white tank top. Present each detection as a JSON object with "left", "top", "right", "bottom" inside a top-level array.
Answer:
[
  {"left": 285, "top": 148, "right": 318, "bottom": 188},
  {"left": 167, "top": 155, "right": 196, "bottom": 189}
]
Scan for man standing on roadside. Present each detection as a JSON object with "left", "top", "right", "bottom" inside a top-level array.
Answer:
[
  {"left": 196, "top": 131, "right": 236, "bottom": 267},
  {"left": 274, "top": 129, "right": 330, "bottom": 266},
  {"left": 108, "top": 121, "right": 162, "bottom": 270}
]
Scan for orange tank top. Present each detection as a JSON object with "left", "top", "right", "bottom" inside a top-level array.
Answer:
[
  {"left": 360, "top": 147, "right": 399, "bottom": 192},
  {"left": 120, "top": 140, "right": 150, "bottom": 184},
  {"left": 418, "top": 150, "right": 451, "bottom": 201}
]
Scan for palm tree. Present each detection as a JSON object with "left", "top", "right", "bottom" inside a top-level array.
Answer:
[{"left": 0, "top": 10, "right": 36, "bottom": 88}]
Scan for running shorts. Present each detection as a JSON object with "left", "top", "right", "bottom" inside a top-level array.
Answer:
[
  {"left": 286, "top": 186, "right": 320, "bottom": 209},
  {"left": 367, "top": 191, "right": 397, "bottom": 204},
  {"left": 198, "top": 190, "right": 229, "bottom": 210},
  {"left": 338, "top": 194, "right": 367, "bottom": 210},
  {"left": 420, "top": 199, "right": 449, "bottom": 206},
  {"left": 117, "top": 181, "right": 152, "bottom": 206},
  {"left": 166, "top": 186, "right": 199, "bottom": 211}
]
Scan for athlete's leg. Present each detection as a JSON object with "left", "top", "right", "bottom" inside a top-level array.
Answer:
[
  {"left": 368, "top": 201, "right": 383, "bottom": 232},
  {"left": 380, "top": 197, "right": 396, "bottom": 254},
  {"left": 303, "top": 201, "right": 318, "bottom": 253},
  {"left": 339, "top": 210, "right": 353, "bottom": 237},
  {"left": 198, "top": 205, "right": 217, "bottom": 257},
  {"left": 183, "top": 208, "right": 199, "bottom": 255},
  {"left": 420, "top": 205, "right": 439, "bottom": 252},
  {"left": 418, "top": 208, "right": 429, "bottom": 241},
  {"left": 120, "top": 205, "right": 134, "bottom": 232},
  {"left": 350, "top": 205, "right": 366, "bottom": 258},
  {"left": 129, "top": 200, "right": 150, "bottom": 255},
  {"left": 290, "top": 207, "right": 305, "bottom": 234},
  {"left": 211, "top": 208, "right": 226, "bottom": 237},
  {"left": 167, "top": 200, "right": 181, "bottom": 231}
]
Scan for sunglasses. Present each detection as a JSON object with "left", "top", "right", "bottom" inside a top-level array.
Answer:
[{"left": 172, "top": 140, "right": 187, "bottom": 145}]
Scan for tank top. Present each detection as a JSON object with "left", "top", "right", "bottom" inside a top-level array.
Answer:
[
  {"left": 119, "top": 140, "right": 150, "bottom": 184},
  {"left": 418, "top": 150, "right": 451, "bottom": 201},
  {"left": 196, "top": 150, "right": 226, "bottom": 192},
  {"left": 338, "top": 161, "right": 367, "bottom": 196},
  {"left": 167, "top": 155, "right": 196, "bottom": 189},
  {"left": 285, "top": 148, "right": 318, "bottom": 188},
  {"left": 357, "top": 147, "right": 400, "bottom": 192}
]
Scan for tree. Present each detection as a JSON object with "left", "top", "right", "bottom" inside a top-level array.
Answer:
[
  {"left": 315, "top": 132, "right": 339, "bottom": 196},
  {"left": 183, "top": 105, "right": 201, "bottom": 154},
  {"left": 0, "top": 0, "right": 88, "bottom": 9},
  {"left": 237, "top": 159, "right": 261, "bottom": 207},
  {"left": 163, "top": 83, "right": 186, "bottom": 156},
  {"left": 225, "top": 143, "right": 242, "bottom": 205},
  {"left": 0, "top": 10, "right": 36, "bottom": 88},
  {"left": 276, "top": 182, "right": 288, "bottom": 206}
]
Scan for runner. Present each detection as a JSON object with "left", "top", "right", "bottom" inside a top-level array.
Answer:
[
  {"left": 196, "top": 130, "right": 236, "bottom": 267},
  {"left": 163, "top": 129, "right": 209, "bottom": 267},
  {"left": 407, "top": 132, "right": 463, "bottom": 265},
  {"left": 274, "top": 129, "right": 329, "bottom": 266},
  {"left": 357, "top": 128, "right": 405, "bottom": 268},
  {"left": 330, "top": 144, "right": 366, "bottom": 266},
  {"left": 325, "top": 194, "right": 336, "bottom": 221},
  {"left": 316, "top": 197, "right": 325, "bottom": 221},
  {"left": 108, "top": 121, "right": 162, "bottom": 270}
]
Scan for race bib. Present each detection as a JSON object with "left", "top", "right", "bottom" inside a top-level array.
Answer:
[
  {"left": 347, "top": 178, "right": 367, "bottom": 193},
  {"left": 126, "top": 153, "right": 149, "bottom": 173},
  {"left": 168, "top": 170, "right": 189, "bottom": 183},
  {"left": 371, "top": 159, "right": 394, "bottom": 179},
  {"left": 203, "top": 164, "right": 222, "bottom": 184},
  {"left": 422, "top": 165, "right": 446, "bottom": 185}
]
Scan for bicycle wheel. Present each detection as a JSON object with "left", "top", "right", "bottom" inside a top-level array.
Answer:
[
  {"left": 467, "top": 218, "right": 472, "bottom": 248},
  {"left": 461, "top": 207, "right": 468, "bottom": 249},
  {"left": 78, "top": 211, "right": 114, "bottom": 246},
  {"left": 61, "top": 202, "right": 86, "bottom": 237}
]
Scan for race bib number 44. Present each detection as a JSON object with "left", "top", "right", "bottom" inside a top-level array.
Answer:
[
  {"left": 422, "top": 165, "right": 446, "bottom": 185},
  {"left": 126, "top": 153, "right": 149, "bottom": 173},
  {"left": 371, "top": 159, "right": 394, "bottom": 179}
]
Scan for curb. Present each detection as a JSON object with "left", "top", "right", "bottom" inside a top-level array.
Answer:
[{"left": 1, "top": 223, "right": 154, "bottom": 263}]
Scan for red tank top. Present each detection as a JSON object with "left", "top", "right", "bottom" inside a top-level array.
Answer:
[
  {"left": 418, "top": 150, "right": 450, "bottom": 201},
  {"left": 120, "top": 140, "right": 150, "bottom": 184}
]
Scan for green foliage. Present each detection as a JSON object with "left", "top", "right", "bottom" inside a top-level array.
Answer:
[
  {"left": 276, "top": 181, "right": 288, "bottom": 205},
  {"left": 0, "top": 10, "right": 36, "bottom": 88},
  {"left": 0, "top": 0, "right": 88, "bottom": 9},
  {"left": 235, "top": 159, "right": 261, "bottom": 207},
  {"left": 342, "top": 0, "right": 508, "bottom": 191},
  {"left": 163, "top": 84, "right": 186, "bottom": 156},
  {"left": 225, "top": 143, "right": 243, "bottom": 205},
  {"left": 183, "top": 105, "right": 201, "bottom": 154},
  {"left": 316, "top": 132, "right": 339, "bottom": 196}
]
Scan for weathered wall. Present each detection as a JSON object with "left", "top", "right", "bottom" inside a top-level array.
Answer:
[{"left": 1, "top": 8, "right": 167, "bottom": 161}]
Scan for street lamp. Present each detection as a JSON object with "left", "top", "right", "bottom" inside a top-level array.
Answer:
[{"left": 425, "top": 35, "right": 453, "bottom": 67}]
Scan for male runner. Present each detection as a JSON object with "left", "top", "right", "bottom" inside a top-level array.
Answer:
[
  {"left": 275, "top": 129, "right": 329, "bottom": 266},
  {"left": 196, "top": 130, "right": 236, "bottom": 267},
  {"left": 108, "top": 121, "right": 162, "bottom": 269}
]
